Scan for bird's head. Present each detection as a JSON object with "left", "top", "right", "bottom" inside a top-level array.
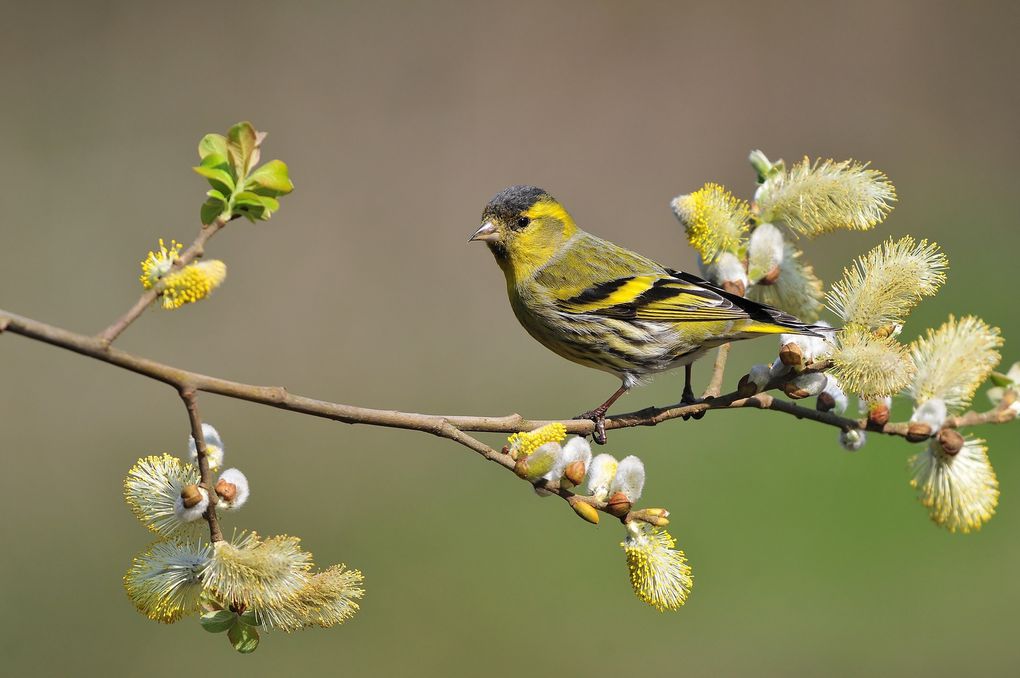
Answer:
[{"left": 470, "top": 185, "right": 580, "bottom": 282}]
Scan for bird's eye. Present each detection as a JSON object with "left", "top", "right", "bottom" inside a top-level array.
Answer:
[{"left": 516, "top": 216, "right": 530, "bottom": 229}]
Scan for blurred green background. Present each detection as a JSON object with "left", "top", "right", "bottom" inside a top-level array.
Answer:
[{"left": 2, "top": 1, "right": 1019, "bottom": 676}]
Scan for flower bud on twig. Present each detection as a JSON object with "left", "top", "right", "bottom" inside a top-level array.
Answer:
[
  {"left": 609, "top": 455, "right": 645, "bottom": 504},
  {"left": 783, "top": 373, "right": 826, "bottom": 399},
  {"left": 865, "top": 400, "right": 890, "bottom": 427},
  {"left": 779, "top": 342, "right": 804, "bottom": 368},
  {"left": 215, "top": 468, "right": 250, "bottom": 511},
  {"left": 817, "top": 375, "right": 848, "bottom": 414},
  {"left": 174, "top": 484, "right": 209, "bottom": 522},
  {"left": 629, "top": 508, "right": 670, "bottom": 527},
  {"left": 839, "top": 429, "right": 867, "bottom": 452},
  {"left": 563, "top": 461, "right": 587, "bottom": 488},
  {"left": 586, "top": 454, "right": 618, "bottom": 502},
  {"left": 741, "top": 363, "right": 771, "bottom": 396},
  {"left": 936, "top": 428, "right": 965, "bottom": 456},
  {"left": 557, "top": 437, "right": 592, "bottom": 488},
  {"left": 568, "top": 496, "right": 599, "bottom": 525},
  {"left": 910, "top": 398, "right": 947, "bottom": 431},
  {"left": 180, "top": 484, "right": 204, "bottom": 509},
  {"left": 906, "top": 422, "right": 933, "bottom": 442},
  {"left": 606, "top": 491, "right": 633, "bottom": 518}
]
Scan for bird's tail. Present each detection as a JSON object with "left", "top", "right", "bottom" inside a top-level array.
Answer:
[
  {"left": 734, "top": 297, "right": 836, "bottom": 338},
  {"left": 743, "top": 317, "right": 835, "bottom": 338},
  {"left": 672, "top": 268, "right": 836, "bottom": 338}
]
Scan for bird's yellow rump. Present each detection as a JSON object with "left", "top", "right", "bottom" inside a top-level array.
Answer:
[{"left": 470, "top": 185, "right": 825, "bottom": 442}]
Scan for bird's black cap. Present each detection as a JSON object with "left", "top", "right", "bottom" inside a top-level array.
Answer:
[{"left": 483, "top": 185, "right": 551, "bottom": 221}]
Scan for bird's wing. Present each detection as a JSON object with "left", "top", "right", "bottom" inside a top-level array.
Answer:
[{"left": 555, "top": 269, "right": 751, "bottom": 322}]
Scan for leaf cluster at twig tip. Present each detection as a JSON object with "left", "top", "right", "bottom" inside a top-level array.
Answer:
[{"left": 194, "top": 121, "right": 294, "bottom": 225}]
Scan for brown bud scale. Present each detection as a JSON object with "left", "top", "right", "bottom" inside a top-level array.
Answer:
[
  {"left": 906, "top": 422, "right": 933, "bottom": 443},
  {"left": 563, "top": 460, "right": 586, "bottom": 488},
  {"left": 779, "top": 342, "right": 804, "bottom": 367},
  {"left": 721, "top": 279, "right": 746, "bottom": 297},
  {"left": 215, "top": 479, "right": 237, "bottom": 503},
  {"left": 737, "top": 374, "right": 758, "bottom": 398},
  {"left": 937, "top": 428, "right": 965, "bottom": 456},
  {"left": 867, "top": 403, "right": 890, "bottom": 427},
  {"left": 759, "top": 265, "right": 781, "bottom": 285},
  {"left": 816, "top": 391, "right": 836, "bottom": 412},
  {"left": 513, "top": 458, "right": 530, "bottom": 479},
  {"left": 783, "top": 382, "right": 811, "bottom": 399},
  {"left": 606, "top": 491, "right": 632, "bottom": 518},
  {"left": 180, "top": 484, "right": 204, "bottom": 509}
]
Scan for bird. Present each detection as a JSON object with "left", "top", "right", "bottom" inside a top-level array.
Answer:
[{"left": 470, "top": 184, "right": 827, "bottom": 443}]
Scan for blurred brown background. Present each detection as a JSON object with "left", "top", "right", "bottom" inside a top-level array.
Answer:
[{"left": 2, "top": 1, "right": 1019, "bottom": 676}]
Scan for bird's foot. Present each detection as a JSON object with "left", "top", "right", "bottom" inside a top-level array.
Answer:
[
  {"left": 574, "top": 407, "right": 609, "bottom": 445},
  {"left": 680, "top": 388, "right": 706, "bottom": 421}
]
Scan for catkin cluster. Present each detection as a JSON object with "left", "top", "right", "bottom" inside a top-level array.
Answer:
[{"left": 675, "top": 149, "right": 1012, "bottom": 536}]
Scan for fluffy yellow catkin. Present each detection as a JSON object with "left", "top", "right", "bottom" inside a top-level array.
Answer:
[
  {"left": 829, "top": 327, "right": 915, "bottom": 398},
  {"left": 909, "top": 315, "right": 1002, "bottom": 412},
  {"left": 826, "top": 236, "right": 947, "bottom": 329},
  {"left": 203, "top": 532, "right": 313, "bottom": 611},
  {"left": 123, "top": 541, "right": 211, "bottom": 623},
  {"left": 159, "top": 260, "right": 227, "bottom": 309},
  {"left": 257, "top": 564, "right": 366, "bottom": 632},
  {"left": 671, "top": 182, "right": 750, "bottom": 262},
  {"left": 756, "top": 157, "right": 896, "bottom": 236},
  {"left": 140, "top": 238, "right": 184, "bottom": 288},
  {"left": 621, "top": 522, "right": 693, "bottom": 611},
  {"left": 910, "top": 437, "right": 998, "bottom": 533},
  {"left": 506, "top": 422, "right": 566, "bottom": 457}
]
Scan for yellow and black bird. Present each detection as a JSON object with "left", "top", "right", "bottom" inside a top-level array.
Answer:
[{"left": 470, "top": 185, "right": 825, "bottom": 443}]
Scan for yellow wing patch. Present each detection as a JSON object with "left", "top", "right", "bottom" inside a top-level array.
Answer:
[{"left": 557, "top": 274, "right": 749, "bottom": 323}]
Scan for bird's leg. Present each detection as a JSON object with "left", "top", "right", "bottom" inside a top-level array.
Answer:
[
  {"left": 575, "top": 383, "right": 629, "bottom": 445},
  {"left": 682, "top": 364, "right": 696, "bottom": 404},
  {"left": 681, "top": 364, "right": 705, "bottom": 421}
]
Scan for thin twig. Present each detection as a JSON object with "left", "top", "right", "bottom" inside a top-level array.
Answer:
[
  {"left": 702, "top": 343, "right": 731, "bottom": 399},
  {"left": 97, "top": 217, "right": 229, "bottom": 346},
  {"left": 181, "top": 390, "right": 224, "bottom": 543}
]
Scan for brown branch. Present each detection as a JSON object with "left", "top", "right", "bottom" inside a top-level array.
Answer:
[
  {"left": 946, "top": 406, "right": 1018, "bottom": 429},
  {"left": 2, "top": 306, "right": 1015, "bottom": 526},
  {"left": 2, "top": 309, "right": 1011, "bottom": 447},
  {"left": 702, "top": 343, "right": 731, "bottom": 399},
  {"left": 96, "top": 217, "right": 229, "bottom": 346},
  {"left": 181, "top": 390, "right": 224, "bottom": 543}
]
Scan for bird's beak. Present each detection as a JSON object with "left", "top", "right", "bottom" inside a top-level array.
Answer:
[{"left": 469, "top": 221, "right": 499, "bottom": 243}]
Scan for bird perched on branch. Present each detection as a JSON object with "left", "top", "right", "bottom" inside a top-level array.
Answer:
[{"left": 470, "top": 185, "right": 827, "bottom": 443}]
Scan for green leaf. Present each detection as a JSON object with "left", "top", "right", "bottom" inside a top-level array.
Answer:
[
  {"left": 193, "top": 154, "right": 236, "bottom": 194},
  {"left": 233, "top": 192, "right": 283, "bottom": 221},
  {"left": 198, "top": 133, "right": 228, "bottom": 160},
  {"left": 228, "top": 621, "right": 260, "bottom": 654},
  {"left": 201, "top": 198, "right": 227, "bottom": 226},
  {"left": 232, "top": 196, "right": 282, "bottom": 222},
  {"left": 227, "top": 121, "right": 258, "bottom": 177},
  {"left": 232, "top": 191, "right": 266, "bottom": 207},
  {"left": 206, "top": 189, "right": 227, "bottom": 202},
  {"left": 238, "top": 610, "right": 260, "bottom": 627},
  {"left": 257, "top": 195, "right": 280, "bottom": 213},
  {"left": 201, "top": 610, "right": 237, "bottom": 634},
  {"left": 247, "top": 160, "right": 293, "bottom": 195}
]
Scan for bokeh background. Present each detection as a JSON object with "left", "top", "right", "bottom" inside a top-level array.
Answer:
[{"left": 2, "top": 1, "right": 1019, "bottom": 676}]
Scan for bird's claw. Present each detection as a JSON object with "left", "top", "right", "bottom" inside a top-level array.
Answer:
[
  {"left": 680, "top": 392, "right": 706, "bottom": 421},
  {"left": 574, "top": 408, "right": 608, "bottom": 445}
]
